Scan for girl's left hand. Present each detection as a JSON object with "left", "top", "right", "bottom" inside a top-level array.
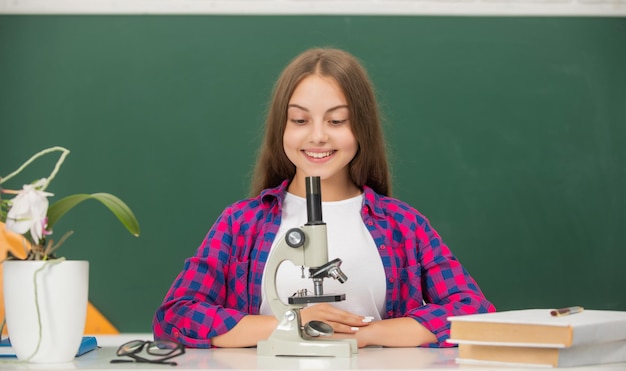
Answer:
[{"left": 300, "top": 303, "right": 371, "bottom": 334}]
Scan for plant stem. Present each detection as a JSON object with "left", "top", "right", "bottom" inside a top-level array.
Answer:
[{"left": 0, "top": 146, "right": 70, "bottom": 191}]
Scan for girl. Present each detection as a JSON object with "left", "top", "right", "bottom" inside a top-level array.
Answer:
[{"left": 153, "top": 47, "right": 495, "bottom": 348}]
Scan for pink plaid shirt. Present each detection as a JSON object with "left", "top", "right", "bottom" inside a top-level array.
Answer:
[{"left": 153, "top": 180, "right": 495, "bottom": 347}]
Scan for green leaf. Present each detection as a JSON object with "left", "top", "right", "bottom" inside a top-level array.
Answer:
[{"left": 47, "top": 193, "right": 140, "bottom": 237}]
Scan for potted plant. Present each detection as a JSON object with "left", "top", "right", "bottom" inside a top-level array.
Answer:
[{"left": 0, "top": 146, "right": 140, "bottom": 363}]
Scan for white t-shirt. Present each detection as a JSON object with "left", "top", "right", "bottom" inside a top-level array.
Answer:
[{"left": 259, "top": 192, "right": 386, "bottom": 319}]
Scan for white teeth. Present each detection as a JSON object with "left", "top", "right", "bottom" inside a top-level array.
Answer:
[{"left": 305, "top": 151, "right": 333, "bottom": 159}]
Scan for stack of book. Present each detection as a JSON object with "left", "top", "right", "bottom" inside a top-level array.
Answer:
[{"left": 447, "top": 308, "right": 626, "bottom": 368}]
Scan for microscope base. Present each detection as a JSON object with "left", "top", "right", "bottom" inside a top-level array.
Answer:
[
  {"left": 257, "top": 337, "right": 356, "bottom": 358},
  {"left": 257, "top": 309, "right": 357, "bottom": 358}
]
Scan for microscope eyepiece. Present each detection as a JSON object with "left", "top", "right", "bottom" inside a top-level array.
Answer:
[{"left": 305, "top": 176, "right": 324, "bottom": 225}]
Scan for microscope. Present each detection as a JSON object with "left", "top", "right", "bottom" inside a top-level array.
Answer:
[{"left": 257, "top": 176, "right": 358, "bottom": 357}]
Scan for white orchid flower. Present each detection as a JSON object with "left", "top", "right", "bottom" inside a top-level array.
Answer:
[{"left": 5, "top": 178, "right": 54, "bottom": 245}]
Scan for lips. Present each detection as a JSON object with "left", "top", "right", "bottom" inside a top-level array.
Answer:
[{"left": 304, "top": 150, "right": 334, "bottom": 159}]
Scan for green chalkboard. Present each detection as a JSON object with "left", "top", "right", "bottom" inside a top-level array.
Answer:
[{"left": 1, "top": 16, "right": 624, "bottom": 332}]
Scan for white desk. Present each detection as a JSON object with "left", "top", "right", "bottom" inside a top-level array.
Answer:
[{"left": 0, "top": 334, "right": 625, "bottom": 370}]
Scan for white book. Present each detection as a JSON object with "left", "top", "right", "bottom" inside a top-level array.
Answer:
[{"left": 447, "top": 309, "right": 626, "bottom": 348}]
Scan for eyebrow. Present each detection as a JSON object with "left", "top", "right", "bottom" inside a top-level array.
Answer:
[{"left": 287, "top": 104, "right": 349, "bottom": 114}]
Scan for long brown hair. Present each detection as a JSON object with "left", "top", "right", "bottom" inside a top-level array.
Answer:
[{"left": 250, "top": 48, "right": 391, "bottom": 197}]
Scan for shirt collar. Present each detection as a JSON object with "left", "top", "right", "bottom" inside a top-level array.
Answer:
[
  {"left": 260, "top": 179, "right": 290, "bottom": 206},
  {"left": 362, "top": 185, "right": 385, "bottom": 219}
]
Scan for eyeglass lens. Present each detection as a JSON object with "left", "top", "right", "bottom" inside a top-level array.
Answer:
[
  {"left": 147, "top": 340, "right": 181, "bottom": 356},
  {"left": 113, "top": 340, "right": 184, "bottom": 365},
  {"left": 117, "top": 340, "right": 146, "bottom": 356}
]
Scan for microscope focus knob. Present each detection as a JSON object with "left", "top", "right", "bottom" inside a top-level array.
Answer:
[
  {"left": 285, "top": 228, "right": 305, "bottom": 248},
  {"left": 284, "top": 310, "right": 296, "bottom": 322}
]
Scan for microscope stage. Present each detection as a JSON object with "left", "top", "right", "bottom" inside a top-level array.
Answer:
[{"left": 288, "top": 293, "right": 346, "bottom": 305}]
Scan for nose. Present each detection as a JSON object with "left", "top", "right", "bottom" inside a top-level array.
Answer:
[{"left": 309, "top": 121, "right": 328, "bottom": 143}]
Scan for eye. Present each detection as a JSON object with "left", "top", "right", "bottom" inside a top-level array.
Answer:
[
  {"left": 290, "top": 118, "right": 307, "bottom": 125},
  {"left": 329, "top": 119, "right": 348, "bottom": 126}
]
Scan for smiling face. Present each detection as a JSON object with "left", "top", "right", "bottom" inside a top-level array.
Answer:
[
  {"left": 251, "top": 48, "right": 390, "bottom": 198},
  {"left": 283, "top": 74, "right": 359, "bottom": 200}
]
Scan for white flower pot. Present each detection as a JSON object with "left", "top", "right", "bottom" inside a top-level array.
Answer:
[{"left": 2, "top": 260, "right": 89, "bottom": 363}]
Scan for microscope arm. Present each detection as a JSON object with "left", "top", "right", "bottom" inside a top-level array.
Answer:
[{"left": 263, "top": 228, "right": 307, "bottom": 318}]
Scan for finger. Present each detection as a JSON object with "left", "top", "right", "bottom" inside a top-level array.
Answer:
[
  {"left": 300, "top": 303, "right": 343, "bottom": 322},
  {"left": 329, "top": 322, "right": 361, "bottom": 334},
  {"left": 344, "top": 317, "right": 373, "bottom": 330},
  {"left": 301, "top": 304, "right": 373, "bottom": 327},
  {"left": 332, "top": 313, "right": 374, "bottom": 327}
]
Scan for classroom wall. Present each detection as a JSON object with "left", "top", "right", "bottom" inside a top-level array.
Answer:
[{"left": 0, "top": 14, "right": 625, "bottom": 332}]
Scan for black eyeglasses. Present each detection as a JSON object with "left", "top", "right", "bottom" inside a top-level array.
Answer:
[{"left": 110, "top": 340, "right": 185, "bottom": 366}]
